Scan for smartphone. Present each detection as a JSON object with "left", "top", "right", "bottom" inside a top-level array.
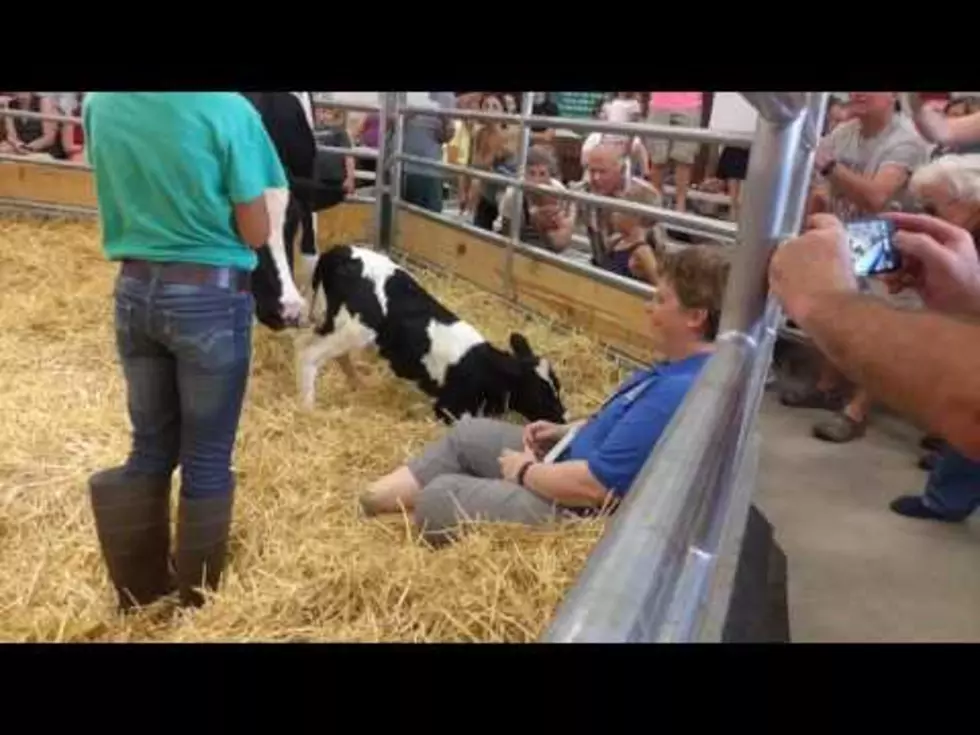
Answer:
[{"left": 844, "top": 218, "right": 902, "bottom": 277}]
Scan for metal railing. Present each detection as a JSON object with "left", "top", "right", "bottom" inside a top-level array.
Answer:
[
  {"left": 0, "top": 93, "right": 827, "bottom": 642},
  {"left": 541, "top": 94, "right": 827, "bottom": 642}
]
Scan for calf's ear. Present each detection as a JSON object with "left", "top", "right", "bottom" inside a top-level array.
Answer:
[
  {"left": 509, "top": 332, "right": 536, "bottom": 360},
  {"left": 489, "top": 347, "right": 523, "bottom": 379}
]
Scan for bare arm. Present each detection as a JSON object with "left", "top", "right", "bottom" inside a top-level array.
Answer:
[
  {"left": 24, "top": 97, "right": 58, "bottom": 151},
  {"left": 233, "top": 196, "right": 270, "bottom": 249},
  {"left": 523, "top": 460, "right": 612, "bottom": 508},
  {"left": 824, "top": 163, "right": 909, "bottom": 214},
  {"left": 4, "top": 114, "right": 19, "bottom": 145},
  {"left": 910, "top": 95, "right": 980, "bottom": 147},
  {"left": 545, "top": 211, "right": 575, "bottom": 251},
  {"left": 629, "top": 244, "right": 660, "bottom": 284},
  {"left": 795, "top": 292, "right": 980, "bottom": 459}
]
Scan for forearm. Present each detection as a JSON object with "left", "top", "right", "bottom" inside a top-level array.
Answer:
[
  {"left": 522, "top": 460, "right": 610, "bottom": 508},
  {"left": 545, "top": 218, "right": 574, "bottom": 251},
  {"left": 799, "top": 292, "right": 980, "bottom": 458},
  {"left": 826, "top": 166, "right": 891, "bottom": 213}
]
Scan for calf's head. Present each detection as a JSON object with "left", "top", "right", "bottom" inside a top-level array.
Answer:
[{"left": 492, "top": 333, "right": 567, "bottom": 423}]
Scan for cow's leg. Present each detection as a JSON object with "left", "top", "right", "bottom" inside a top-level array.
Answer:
[
  {"left": 294, "top": 318, "right": 374, "bottom": 409},
  {"left": 299, "top": 205, "right": 319, "bottom": 280},
  {"left": 264, "top": 187, "right": 306, "bottom": 324}
]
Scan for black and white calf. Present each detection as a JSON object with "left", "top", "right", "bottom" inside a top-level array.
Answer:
[
  {"left": 295, "top": 244, "right": 568, "bottom": 425},
  {"left": 240, "top": 91, "right": 320, "bottom": 331}
]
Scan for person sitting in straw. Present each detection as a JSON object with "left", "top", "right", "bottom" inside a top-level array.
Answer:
[{"left": 359, "top": 246, "right": 730, "bottom": 546}]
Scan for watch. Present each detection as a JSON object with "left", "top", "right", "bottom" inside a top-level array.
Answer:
[
  {"left": 517, "top": 461, "right": 535, "bottom": 487},
  {"left": 821, "top": 159, "right": 838, "bottom": 177}
]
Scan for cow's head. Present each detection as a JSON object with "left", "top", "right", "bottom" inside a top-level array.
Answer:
[
  {"left": 251, "top": 188, "right": 307, "bottom": 331},
  {"left": 492, "top": 332, "right": 567, "bottom": 423}
]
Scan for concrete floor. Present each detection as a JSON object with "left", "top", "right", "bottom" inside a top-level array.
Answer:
[{"left": 754, "top": 390, "right": 980, "bottom": 642}]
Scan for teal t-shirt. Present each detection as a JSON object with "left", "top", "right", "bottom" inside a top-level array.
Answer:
[{"left": 82, "top": 92, "right": 288, "bottom": 271}]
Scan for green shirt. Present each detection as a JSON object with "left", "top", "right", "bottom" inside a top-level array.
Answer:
[{"left": 82, "top": 92, "right": 287, "bottom": 271}]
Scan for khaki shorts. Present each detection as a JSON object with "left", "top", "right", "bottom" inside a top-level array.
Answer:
[{"left": 646, "top": 108, "right": 702, "bottom": 166}]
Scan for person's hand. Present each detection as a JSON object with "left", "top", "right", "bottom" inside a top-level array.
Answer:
[
  {"left": 531, "top": 203, "right": 561, "bottom": 230},
  {"left": 499, "top": 447, "right": 537, "bottom": 483},
  {"left": 522, "top": 420, "right": 568, "bottom": 459},
  {"left": 813, "top": 145, "right": 835, "bottom": 174},
  {"left": 881, "top": 211, "right": 980, "bottom": 317},
  {"left": 769, "top": 213, "right": 858, "bottom": 324},
  {"left": 343, "top": 175, "right": 355, "bottom": 195}
]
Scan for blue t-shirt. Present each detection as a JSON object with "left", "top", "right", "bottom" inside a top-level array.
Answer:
[
  {"left": 559, "top": 352, "right": 711, "bottom": 498},
  {"left": 83, "top": 92, "right": 288, "bottom": 272}
]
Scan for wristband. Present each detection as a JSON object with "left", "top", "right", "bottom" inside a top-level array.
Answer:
[{"left": 516, "top": 461, "right": 535, "bottom": 487}]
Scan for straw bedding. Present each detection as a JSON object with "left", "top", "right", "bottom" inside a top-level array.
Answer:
[{"left": 0, "top": 214, "right": 633, "bottom": 642}]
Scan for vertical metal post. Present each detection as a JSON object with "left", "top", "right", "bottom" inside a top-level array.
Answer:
[
  {"left": 716, "top": 95, "right": 809, "bottom": 338},
  {"left": 374, "top": 92, "right": 391, "bottom": 250},
  {"left": 732, "top": 92, "right": 830, "bottom": 495},
  {"left": 389, "top": 92, "right": 407, "bottom": 252},
  {"left": 505, "top": 92, "right": 534, "bottom": 301}
]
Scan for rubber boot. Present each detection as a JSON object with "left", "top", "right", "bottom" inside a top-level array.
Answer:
[
  {"left": 175, "top": 482, "right": 236, "bottom": 608},
  {"left": 88, "top": 466, "right": 173, "bottom": 612}
]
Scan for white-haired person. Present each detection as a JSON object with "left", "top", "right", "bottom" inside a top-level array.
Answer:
[{"left": 884, "top": 153, "right": 980, "bottom": 522}]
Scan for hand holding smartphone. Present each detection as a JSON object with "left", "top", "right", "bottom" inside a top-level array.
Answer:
[{"left": 844, "top": 218, "right": 902, "bottom": 277}]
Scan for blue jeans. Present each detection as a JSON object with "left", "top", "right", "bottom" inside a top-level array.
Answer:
[
  {"left": 113, "top": 271, "right": 254, "bottom": 500},
  {"left": 402, "top": 172, "right": 444, "bottom": 213},
  {"left": 923, "top": 445, "right": 980, "bottom": 520}
]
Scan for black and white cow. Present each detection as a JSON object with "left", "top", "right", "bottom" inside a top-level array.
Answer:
[
  {"left": 240, "top": 91, "right": 320, "bottom": 331},
  {"left": 294, "top": 244, "right": 568, "bottom": 425}
]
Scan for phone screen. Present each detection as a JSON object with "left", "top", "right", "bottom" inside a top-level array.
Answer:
[{"left": 844, "top": 218, "right": 901, "bottom": 277}]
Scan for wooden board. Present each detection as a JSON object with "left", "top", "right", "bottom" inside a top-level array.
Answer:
[
  {"left": 394, "top": 209, "right": 508, "bottom": 299},
  {"left": 315, "top": 202, "right": 373, "bottom": 248},
  {"left": 0, "top": 161, "right": 97, "bottom": 207},
  {"left": 394, "top": 210, "right": 655, "bottom": 363}
]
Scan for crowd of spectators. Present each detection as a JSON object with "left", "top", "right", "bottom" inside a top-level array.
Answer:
[{"left": 0, "top": 92, "right": 85, "bottom": 162}]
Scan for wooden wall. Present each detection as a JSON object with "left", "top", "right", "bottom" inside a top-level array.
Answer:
[
  {"left": 395, "top": 210, "right": 653, "bottom": 363},
  {"left": 0, "top": 161, "right": 654, "bottom": 363}
]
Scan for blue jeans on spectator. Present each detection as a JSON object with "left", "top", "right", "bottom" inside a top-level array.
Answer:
[
  {"left": 114, "top": 272, "right": 253, "bottom": 500},
  {"left": 922, "top": 445, "right": 980, "bottom": 520},
  {"left": 402, "top": 172, "right": 444, "bottom": 213}
]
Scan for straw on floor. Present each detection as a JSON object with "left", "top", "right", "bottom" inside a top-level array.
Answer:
[{"left": 0, "top": 214, "right": 631, "bottom": 642}]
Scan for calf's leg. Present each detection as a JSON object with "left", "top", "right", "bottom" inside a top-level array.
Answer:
[{"left": 294, "top": 321, "right": 373, "bottom": 409}]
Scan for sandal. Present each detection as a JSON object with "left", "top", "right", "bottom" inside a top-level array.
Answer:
[{"left": 813, "top": 412, "right": 867, "bottom": 443}]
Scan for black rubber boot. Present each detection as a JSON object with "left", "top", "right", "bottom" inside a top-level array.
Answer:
[
  {"left": 175, "top": 483, "right": 236, "bottom": 608},
  {"left": 88, "top": 466, "right": 173, "bottom": 612}
]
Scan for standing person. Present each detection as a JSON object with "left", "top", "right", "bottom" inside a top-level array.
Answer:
[
  {"left": 705, "top": 92, "right": 758, "bottom": 221},
  {"left": 83, "top": 93, "right": 287, "bottom": 611},
  {"left": 646, "top": 92, "right": 704, "bottom": 213},
  {"left": 402, "top": 91, "right": 455, "bottom": 213},
  {"left": 782, "top": 92, "right": 930, "bottom": 444}
]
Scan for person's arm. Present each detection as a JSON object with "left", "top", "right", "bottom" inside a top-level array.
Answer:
[
  {"left": 794, "top": 293, "right": 980, "bottom": 458},
  {"left": 771, "top": 213, "right": 980, "bottom": 459},
  {"left": 4, "top": 112, "right": 20, "bottom": 148},
  {"left": 628, "top": 244, "right": 660, "bottom": 284},
  {"left": 823, "top": 160, "right": 910, "bottom": 213},
  {"left": 910, "top": 95, "right": 980, "bottom": 147},
  {"left": 223, "top": 102, "right": 289, "bottom": 249},
  {"left": 521, "top": 460, "right": 611, "bottom": 508},
  {"left": 23, "top": 96, "right": 58, "bottom": 152},
  {"left": 544, "top": 211, "right": 574, "bottom": 251}
]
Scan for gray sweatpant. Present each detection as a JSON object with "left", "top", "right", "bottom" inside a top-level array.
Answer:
[{"left": 407, "top": 417, "right": 575, "bottom": 546}]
